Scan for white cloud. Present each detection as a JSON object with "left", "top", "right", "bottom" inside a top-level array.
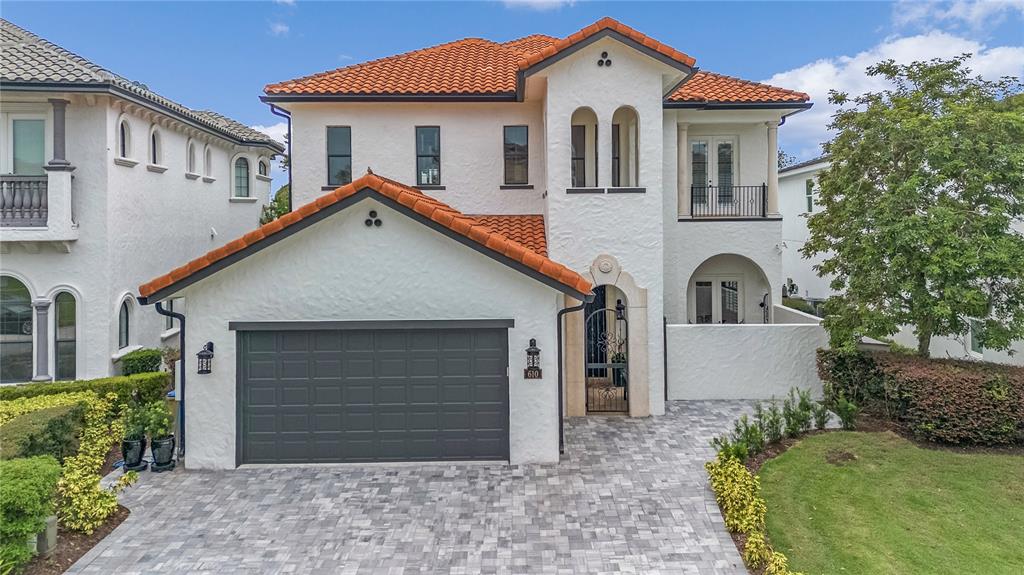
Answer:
[
  {"left": 251, "top": 122, "right": 288, "bottom": 145},
  {"left": 503, "top": 0, "right": 576, "bottom": 11},
  {"left": 268, "top": 22, "right": 290, "bottom": 37},
  {"left": 766, "top": 31, "right": 1024, "bottom": 159},
  {"left": 894, "top": 0, "right": 1024, "bottom": 30},
  {"left": 338, "top": 53, "right": 353, "bottom": 61}
]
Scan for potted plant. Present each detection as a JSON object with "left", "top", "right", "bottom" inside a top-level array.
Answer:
[
  {"left": 121, "top": 404, "right": 148, "bottom": 472},
  {"left": 610, "top": 351, "right": 628, "bottom": 388},
  {"left": 146, "top": 401, "right": 175, "bottom": 472}
]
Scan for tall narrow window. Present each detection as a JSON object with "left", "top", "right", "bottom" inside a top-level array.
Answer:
[
  {"left": 118, "top": 300, "right": 130, "bottom": 349},
  {"left": 611, "top": 106, "right": 639, "bottom": 187},
  {"left": 805, "top": 179, "right": 815, "bottom": 212},
  {"left": 258, "top": 159, "right": 268, "bottom": 177},
  {"left": 164, "top": 298, "right": 179, "bottom": 330},
  {"left": 204, "top": 146, "right": 212, "bottom": 177},
  {"left": 234, "top": 157, "right": 250, "bottom": 197},
  {"left": 327, "top": 127, "right": 352, "bottom": 186},
  {"left": 611, "top": 124, "right": 621, "bottom": 187},
  {"left": 695, "top": 281, "right": 713, "bottom": 324},
  {"left": 716, "top": 140, "right": 734, "bottom": 204},
  {"left": 571, "top": 125, "right": 587, "bottom": 187},
  {"left": 0, "top": 276, "right": 33, "bottom": 383},
  {"left": 12, "top": 119, "right": 45, "bottom": 175},
  {"left": 150, "top": 129, "right": 161, "bottom": 165},
  {"left": 503, "top": 125, "right": 528, "bottom": 185},
  {"left": 54, "top": 292, "right": 76, "bottom": 381},
  {"left": 119, "top": 120, "right": 131, "bottom": 159},
  {"left": 187, "top": 141, "right": 196, "bottom": 173},
  {"left": 415, "top": 127, "right": 440, "bottom": 186},
  {"left": 720, "top": 280, "right": 740, "bottom": 324},
  {"left": 690, "top": 140, "right": 708, "bottom": 204},
  {"left": 569, "top": 107, "right": 598, "bottom": 188}
]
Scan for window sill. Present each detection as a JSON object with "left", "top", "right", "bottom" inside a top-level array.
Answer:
[
  {"left": 185, "top": 172, "right": 201, "bottom": 180},
  {"left": 415, "top": 185, "right": 446, "bottom": 191},
  {"left": 566, "top": 187, "right": 605, "bottom": 194},
  {"left": 202, "top": 176, "right": 216, "bottom": 183},
  {"left": 146, "top": 164, "right": 168, "bottom": 174},
  {"left": 322, "top": 185, "right": 346, "bottom": 191},
  {"left": 500, "top": 184, "right": 534, "bottom": 190},
  {"left": 229, "top": 197, "right": 259, "bottom": 203},
  {"left": 607, "top": 187, "right": 645, "bottom": 194},
  {"left": 113, "top": 157, "right": 138, "bottom": 168},
  {"left": 255, "top": 174, "right": 272, "bottom": 183},
  {"left": 160, "top": 327, "right": 180, "bottom": 341},
  {"left": 111, "top": 344, "right": 142, "bottom": 362}
]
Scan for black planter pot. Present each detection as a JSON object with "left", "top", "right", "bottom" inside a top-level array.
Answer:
[
  {"left": 121, "top": 438, "right": 148, "bottom": 472},
  {"left": 150, "top": 435, "right": 176, "bottom": 472}
]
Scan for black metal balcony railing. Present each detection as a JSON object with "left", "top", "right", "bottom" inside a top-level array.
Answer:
[
  {"left": 691, "top": 184, "right": 767, "bottom": 218},
  {"left": 1, "top": 175, "right": 48, "bottom": 228}
]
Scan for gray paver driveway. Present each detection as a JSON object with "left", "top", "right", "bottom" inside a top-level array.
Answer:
[{"left": 70, "top": 401, "right": 752, "bottom": 574}]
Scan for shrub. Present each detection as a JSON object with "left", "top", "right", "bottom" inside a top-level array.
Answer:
[
  {"left": 0, "top": 373, "right": 169, "bottom": 414},
  {"left": 0, "top": 456, "right": 62, "bottom": 573},
  {"left": 711, "top": 435, "right": 749, "bottom": 463},
  {"left": 756, "top": 402, "right": 784, "bottom": 444},
  {"left": 118, "top": 348, "right": 162, "bottom": 376},
  {"left": 121, "top": 403, "right": 147, "bottom": 442},
  {"left": 0, "top": 403, "right": 86, "bottom": 464},
  {"left": 782, "top": 388, "right": 813, "bottom": 438},
  {"left": 145, "top": 401, "right": 174, "bottom": 439},
  {"left": 832, "top": 392, "right": 859, "bottom": 430},
  {"left": 812, "top": 402, "right": 831, "bottom": 430},
  {"left": 818, "top": 349, "right": 1024, "bottom": 444},
  {"left": 782, "top": 297, "right": 817, "bottom": 316},
  {"left": 0, "top": 392, "right": 95, "bottom": 427}
]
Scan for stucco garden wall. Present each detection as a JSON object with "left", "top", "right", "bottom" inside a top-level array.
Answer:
[{"left": 172, "top": 196, "right": 562, "bottom": 469}]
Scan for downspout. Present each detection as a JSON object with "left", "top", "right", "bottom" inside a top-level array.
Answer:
[
  {"left": 268, "top": 104, "right": 293, "bottom": 212},
  {"left": 557, "top": 299, "right": 587, "bottom": 454},
  {"left": 154, "top": 301, "right": 186, "bottom": 460}
]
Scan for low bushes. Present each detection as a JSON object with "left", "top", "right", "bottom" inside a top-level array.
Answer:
[
  {"left": 118, "top": 348, "right": 162, "bottom": 376},
  {"left": 0, "top": 404, "right": 86, "bottom": 464},
  {"left": 0, "top": 372, "right": 169, "bottom": 413},
  {"left": 817, "top": 350, "right": 1024, "bottom": 445},
  {"left": 0, "top": 456, "right": 62, "bottom": 573}
]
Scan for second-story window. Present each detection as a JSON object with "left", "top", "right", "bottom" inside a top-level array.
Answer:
[
  {"left": 258, "top": 159, "right": 269, "bottom": 177},
  {"left": 187, "top": 141, "right": 196, "bottom": 174},
  {"left": 805, "top": 179, "right": 815, "bottom": 212},
  {"left": 118, "top": 119, "right": 131, "bottom": 159},
  {"left": 204, "top": 145, "right": 212, "bottom": 177},
  {"left": 12, "top": 118, "right": 44, "bottom": 175},
  {"left": 326, "top": 126, "right": 352, "bottom": 186},
  {"left": 234, "top": 157, "right": 250, "bottom": 197},
  {"left": 503, "top": 126, "right": 528, "bottom": 185},
  {"left": 415, "top": 126, "right": 440, "bottom": 186},
  {"left": 149, "top": 127, "right": 161, "bottom": 165}
]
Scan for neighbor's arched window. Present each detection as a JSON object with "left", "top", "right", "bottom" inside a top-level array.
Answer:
[
  {"left": 118, "top": 119, "right": 132, "bottom": 159},
  {"left": 611, "top": 106, "right": 639, "bottom": 187},
  {"left": 118, "top": 300, "right": 130, "bottom": 349},
  {"left": 187, "top": 140, "right": 197, "bottom": 174},
  {"left": 149, "top": 126, "right": 162, "bottom": 165},
  {"left": 203, "top": 145, "right": 212, "bottom": 177},
  {"left": 0, "top": 276, "right": 33, "bottom": 383},
  {"left": 258, "top": 159, "right": 269, "bottom": 177},
  {"left": 234, "top": 157, "right": 250, "bottom": 197},
  {"left": 54, "top": 291, "right": 76, "bottom": 380},
  {"left": 570, "top": 107, "right": 598, "bottom": 188}
]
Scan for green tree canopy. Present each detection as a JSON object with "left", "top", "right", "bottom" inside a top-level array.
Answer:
[
  {"left": 259, "top": 183, "right": 290, "bottom": 225},
  {"left": 804, "top": 55, "right": 1024, "bottom": 356}
]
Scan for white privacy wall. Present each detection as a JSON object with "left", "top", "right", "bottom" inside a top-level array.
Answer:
[
  {"left": 665, "top": 321, "right": 827, "bottom": 400},
  {"left": 174, "top": 197, "right": 562, "bottom": 469}
]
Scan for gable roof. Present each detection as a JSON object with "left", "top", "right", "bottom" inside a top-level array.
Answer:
[
  {"left": 779, "top": 155, "right": 830, "bottom": 175},
  {"left": 0, "top": 18, "right": 283, "bottom": 152},
  {"left": 138, "top": 173, "right": 590, "bottom": 303},
  {"left": 472, "top": 215, "right": 547, "bottom": 256},
  {"left": 263, "top": 17, "right": 806, "bottom": 107}
]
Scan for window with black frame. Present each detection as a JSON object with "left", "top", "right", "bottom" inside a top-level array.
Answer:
[
  {"left": 0, "top": 276, "right": 33, "bottom": 383},
  {"left": 571, "top": 125, "right": 586, "bottom": 187},
  {"left": 611, "top": 124, "right": 620, "bottom": 187},
  {"left": 503, "top": 126, "right": 528, "bottom": 185},
  {"left": 118, "top": 301, "right": 130, "bottom": 349},
  {"left": 327, "top": 127, "right": 352, "bottom": 186},
  {"left": 416, "top": 127, "right": 440, "bottom": 186},
  {"left": 54, "top": 292, "right": 76, "bottom": 381}
]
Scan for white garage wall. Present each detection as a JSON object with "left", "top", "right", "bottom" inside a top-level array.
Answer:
[{"left": 168, "top": 197, "right": 562, "bottom": 469}]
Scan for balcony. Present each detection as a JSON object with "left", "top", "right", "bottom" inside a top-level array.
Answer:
[
  {"left": 1, "top": 175, "right": 48, "bottom": 227},
  {"left": 690, "top": 184, "right": 768, "bottom": 219},
  {"left": 0, "top": 170, "right": 77, "bottom": 247}
]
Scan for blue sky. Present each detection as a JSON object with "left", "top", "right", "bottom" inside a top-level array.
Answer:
[{"left": 5, "top": 1, "right": 1023, "bottom": 191}]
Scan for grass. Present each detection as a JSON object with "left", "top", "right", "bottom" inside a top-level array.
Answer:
[{"left": 758, "top": 432, "right": 1024, "bottom": 575}]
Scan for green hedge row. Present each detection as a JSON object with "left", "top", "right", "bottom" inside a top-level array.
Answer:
[
  {"left": 817, "top": 350, "right": 1024, "bottom": 445},
  {"left": 0, "top": 456, "right": 62, "bottom": 573},
  {"left": 0, "top": 404, "right": 86, "bottom": 464},
  {"left": 0, "top": 372, "right": 170, "bottom": 411}
]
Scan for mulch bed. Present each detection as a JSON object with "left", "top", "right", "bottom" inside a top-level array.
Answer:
[{"left": 21, "top": 505, "right": 129, "bottom": 575}]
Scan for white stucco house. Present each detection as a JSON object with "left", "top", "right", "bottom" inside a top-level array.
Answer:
[
  {"left": 0, "top": 19, "right": 284, "bottom": 384},
  {"left": 780, "top": 156, "right": 1024, "bottom": 365},
  {"left": 136, "top": 17, "right": 823, "bottom": 469}
]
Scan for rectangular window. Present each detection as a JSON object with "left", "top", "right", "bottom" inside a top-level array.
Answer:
[
  {"left": 415, "top": 126, "right": 440, "bottom": 186},
  {"left": 716, "top": 140, "right": 734, "bottom": 204},
  {"left": 691, "top": 140, "right": 708, "bottom": 204},
  {"left": 695, "top": 281, "right": 713, "bottom": 324},
  {"left": 571, "top": 125, "right": 586, "bottom": 187},
  {"left": 164, "top": 298, "right": 180, "bottom": 330},
  {"left": 326, "top": 127, "right": 352, "bottom": 186},
  {"left": 503, "top": 126, "right": 528, "bottom": 185},
  {"left": 611, "top": 124, "right": 621, "bottom": 187},
  {"left": 805, "top": 179, "right": 815, "bottom": 212},
  {"left": 12, "top": 119, "right": 45, "bottom": 175},
  {"left": 720, "top": 280, "right": 740, "bottom": 324}
]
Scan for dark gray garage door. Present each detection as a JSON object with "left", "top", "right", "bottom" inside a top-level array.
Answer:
[{"left": 237, "top": 326, "right": 509, "bottom": 464}]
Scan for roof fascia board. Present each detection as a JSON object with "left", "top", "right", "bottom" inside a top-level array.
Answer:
[
  {"left": 663, "top": 101, "right": 813, "bottom": 110},
  {"left": 260, "top": 93, "right": 517, "bottom": 103}
]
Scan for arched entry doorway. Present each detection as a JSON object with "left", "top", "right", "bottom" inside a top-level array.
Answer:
[{"left": 584, "top": 285, "right": 629, "bottom": 412}]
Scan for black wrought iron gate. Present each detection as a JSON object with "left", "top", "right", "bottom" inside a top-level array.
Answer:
[{"left": 584, "top": 288, "right": 629, "bottom": 413}]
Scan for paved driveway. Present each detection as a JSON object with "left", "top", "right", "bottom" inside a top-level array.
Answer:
[{"left": 70, "top": 401, "right": 751, "bottom": 575}]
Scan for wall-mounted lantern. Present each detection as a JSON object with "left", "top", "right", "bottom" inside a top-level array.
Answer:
[
  {"left": 196, "top": 342, "right": 214, "bottom": 374},
  {"left": 615, "top": 299, "right": 626, "bottom": 320},
  {"left": 524, "top": 338, "right": 542, "bottom": 379}
]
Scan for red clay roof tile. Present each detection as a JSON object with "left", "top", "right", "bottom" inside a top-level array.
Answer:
[
  {"left": 668, "top": 71, "right": 809, "bottom": 104},
  {"left": 471, "top": 215, "right": 547, "bottom": 257}
]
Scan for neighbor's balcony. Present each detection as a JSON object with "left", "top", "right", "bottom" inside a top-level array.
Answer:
[
  {"left": 690, "top": 184, "right": 768, "bottom": 219},
  {"left": 0, "top": 170, "right": 78, "bottom": 245},
  {"left": 1, "top": 175, "right": 48, "bottom": 227}
]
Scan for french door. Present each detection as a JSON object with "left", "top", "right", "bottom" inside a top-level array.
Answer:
[
  {"left": 694, "top": 277, "right": 743, "bottom": 324},
  {"left": 690, "top": 136, "right": 737, "bottom": 206}
]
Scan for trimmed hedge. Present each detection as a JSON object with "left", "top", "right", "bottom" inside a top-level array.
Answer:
[
  {"left": 0, "top": 456, "right": 62, "bottom": 573},
  {"left": 0, "top": 403, "right": 86, "bottom": 464},
  {"left": 119, "top": 348, "right": 162, "bottom": 376},
  {"left": 817, "top": 350, "right": 1024, "bottom": 445},
  {"left": 0, "top": 372, "right": 169, "bottom": 413}
]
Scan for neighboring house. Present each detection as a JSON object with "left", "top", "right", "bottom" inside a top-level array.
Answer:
[
  {"left": 137, "top": 17, "right": 813, "bottom": 469},
  {"left": 779, "top": 156, "right": 1024, "bottom": 365},
  {"left": 0, "top": 20, "right": 283, "bottom": 384}
]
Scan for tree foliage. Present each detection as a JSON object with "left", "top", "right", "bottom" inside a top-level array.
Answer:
[
  {"left": 778, "top": 149, "right": 798, "bottom": 169},
  {"left": 259, "top": 183, "right": 290, "bottom": 225},
  {"left": 804, "top": 55, "right": 1024, "bottom": 356}
]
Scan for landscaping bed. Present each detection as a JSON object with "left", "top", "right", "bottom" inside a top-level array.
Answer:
[{"left": 19, "top": 505, "right": 129, "bottom": 575}]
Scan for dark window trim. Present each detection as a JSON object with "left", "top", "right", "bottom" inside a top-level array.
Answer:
[
  {"left": 607, "top": 187, "right": 645, "bottom": 194},
  {"left": 500, "top": 184, "right": 534, "bottom": 190},
  {"left": 118, "top": 301, "right": 130, "bottom": 349},
  {"left": 415, "top": 125, "right": 441, "bottom": 186},
  {"left": 570, "top": 124, "right": 586, "bottom": 188},
  {"left": 414, "top": 185, "right": 446, "bottom": 191},
  {"left": 676, "top": 216, "right": 782, "bottom": 222},
  {"left": 567, "top": 187, "right": 605, "bottom": 194},
  {"left": 229, "top": 319, "right": 515, "bottom": 331},
  {"left": 611, "top": 123, "right": 620, "bottom": 187},
  {"left": 502, "top": 125, "right": 529, "bottom": 186},
  {"left": 326, "top": 125, "right": 352, "bottom": 186}
]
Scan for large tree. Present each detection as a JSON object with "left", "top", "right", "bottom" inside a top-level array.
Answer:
[{"left": 804, "top": 56, "right": 1024, "bottom": 356}]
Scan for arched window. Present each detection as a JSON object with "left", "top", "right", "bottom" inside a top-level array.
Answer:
[
  {"left": 149, "top": 127, "right": 162, "bottom": 165},
  {"left": 570, "top": 107, "right": 598, "bottom": 188},
  {"left": 118, "top": 300, "right": 130, "bottom": 349},
  {"left": 258, "top": 159, "right": 268, "bottom": 177},
  {"left": 611, "top": 106, "right": 639, "bottom": 187},
  {"left": 118, "top": 119, "right": 132, "bottom": 159},
  {"left": 234, "top": 157, "right": 250, "bottom": 197},
  {"left": 187, "top": 140, "right": 197, "bottom": 174},
  {"left": 0, "top": 276, "right": 33, "bottom": 383},
  {"left": 54, "top": 291, "right": 76, "bottom": 380},
  {"left": 203, "top": 145, "right": 212, "bottom": 177}
]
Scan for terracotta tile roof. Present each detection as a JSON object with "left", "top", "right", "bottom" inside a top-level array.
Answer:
[
  {"left": 139, "top": 174, "right": 589, "bottom": 299},
  {"left": 516, "top": 17, "right": 695, "bottom": 70},
  {"left": 668, "top": 71, "right": 809, "bottom": 104},
  {"left": 502, "top": 34, "right": 560, "bottom": 56},
  {"left": 472, "top": 214, "right": 547, "bottom": 256}
]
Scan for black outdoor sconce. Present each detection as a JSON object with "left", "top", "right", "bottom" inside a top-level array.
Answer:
[
  {"left": 615, "top": 299, "right": 626, "bottom": 320},
  {"left": 524, "top": 338, "right": 542, "bottom": 379},
  {"left": 196, "top": 342, "right": 214, "bottom": 374}
]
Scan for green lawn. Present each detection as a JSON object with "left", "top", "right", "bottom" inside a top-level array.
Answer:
[{"left": 759, "top": 432, "right": 1024, "bottom": 575}]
